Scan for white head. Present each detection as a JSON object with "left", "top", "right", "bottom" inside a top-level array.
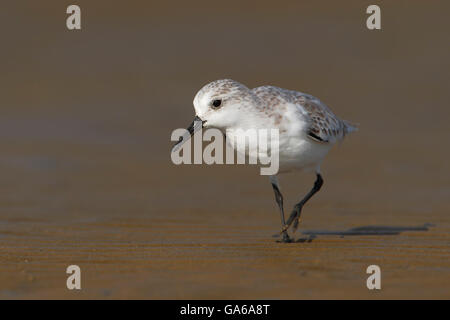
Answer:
[
  {"left": 193, "top": 79, "right": 256, "bottom": 130},
  {"left": 172, "top": 79, "right": 257, "bottom": 152}
]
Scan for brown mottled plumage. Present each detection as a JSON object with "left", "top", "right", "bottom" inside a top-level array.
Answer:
[{"left": 251, "top": 85, "right": 356, "bottom": 143}]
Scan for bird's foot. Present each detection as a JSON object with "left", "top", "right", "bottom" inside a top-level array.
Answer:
[
  {"left": 275, "top": 231, "right": 293, "bottom": 243},
  {"left": 283, "top": 204, "right": 302, "bottom": 233}
]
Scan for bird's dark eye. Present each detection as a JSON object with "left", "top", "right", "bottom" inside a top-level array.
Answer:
[{"left": 212, "top": 99, "right": 222, "bottom": 108}]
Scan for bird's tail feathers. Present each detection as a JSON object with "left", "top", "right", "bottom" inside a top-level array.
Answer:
[{"left": 343, "top": 120, "right": 359, "bottom": 135}]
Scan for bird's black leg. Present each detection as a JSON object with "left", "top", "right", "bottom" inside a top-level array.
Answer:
[
  {"left": 284, "top": 173, "right": 323, "bottom": 233},
  {"left": 270, "top": 178, "right": 292, "bottom": 243}
]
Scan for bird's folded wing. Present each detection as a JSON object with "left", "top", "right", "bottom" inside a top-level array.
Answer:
[
  {"left": 251, "top": 85, "right": 356, "bottom": 143},
  {"left": 296, "top": 95, "right": 350, "bottom": 143}
]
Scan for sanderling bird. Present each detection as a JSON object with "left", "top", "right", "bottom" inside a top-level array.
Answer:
[{"left": 173, "top": 79, "right": 357, "bottom": 242}]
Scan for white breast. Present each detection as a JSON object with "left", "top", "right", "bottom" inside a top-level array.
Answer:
[{"left": 276, "top": 102, "right": 332, "bottom": 173}]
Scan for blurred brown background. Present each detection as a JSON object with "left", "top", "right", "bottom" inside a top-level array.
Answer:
[{"left": 0, "top": 1, "right": 449, "bottom": 299}]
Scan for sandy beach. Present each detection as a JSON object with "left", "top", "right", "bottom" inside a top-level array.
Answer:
[{"left": 0, "top": 1, "right": 449, "bottom": 299}]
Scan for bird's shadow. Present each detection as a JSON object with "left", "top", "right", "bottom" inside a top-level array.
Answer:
[{"left": 293, "top": 223, "right": 434, "bottom": 243}]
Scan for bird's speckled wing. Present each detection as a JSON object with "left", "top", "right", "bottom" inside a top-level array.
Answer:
[{"left": 251, "top": 86, "right": 356, "bottom": 143}]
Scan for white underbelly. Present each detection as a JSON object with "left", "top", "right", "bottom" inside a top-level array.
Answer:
[
  {"left": 277, "top": 133, "right": 332, "bottom": 173},
  {"left": 224, "top": 128, "right": 332, "bottom": 173}
]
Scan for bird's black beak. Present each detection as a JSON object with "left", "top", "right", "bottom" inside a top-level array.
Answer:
[{"left": 172, "top": 115, "right": 206, "bottom": 153}]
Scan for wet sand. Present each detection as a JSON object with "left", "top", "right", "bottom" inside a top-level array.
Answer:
[{"left": 0, "top": 1, "right": 449, "bottom": 299}]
